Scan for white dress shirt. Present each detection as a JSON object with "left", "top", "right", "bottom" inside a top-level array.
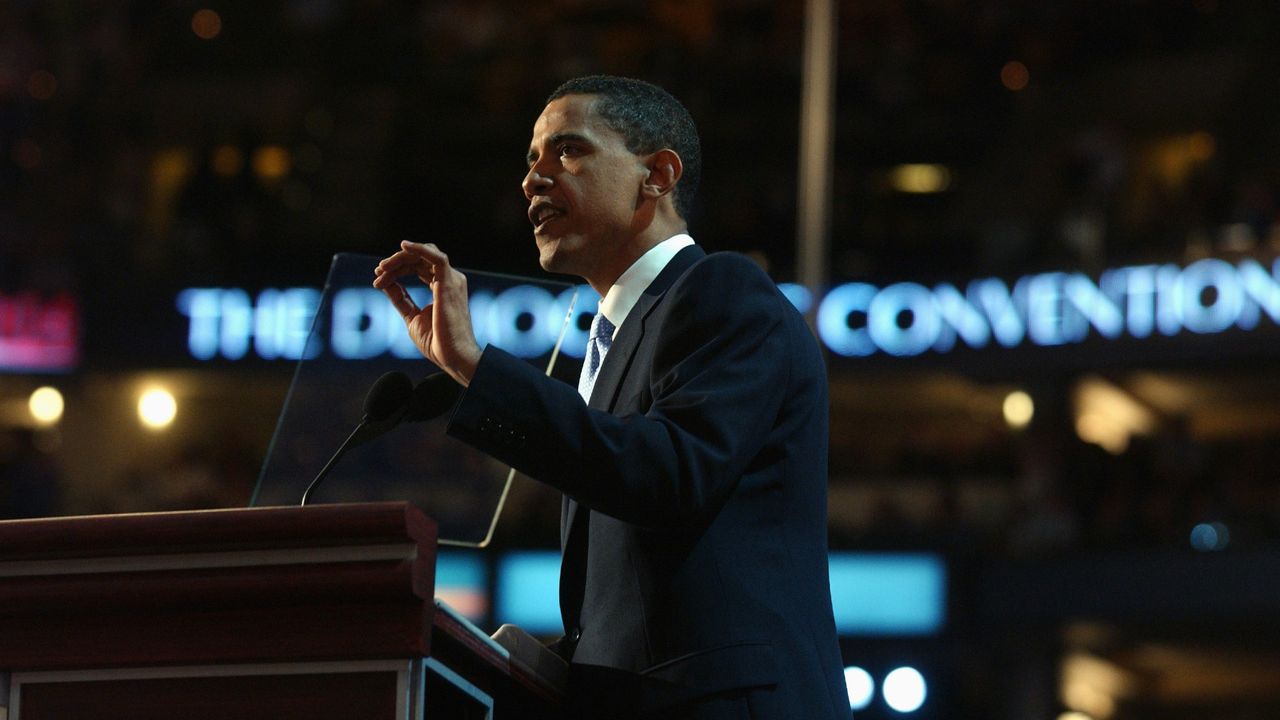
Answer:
[{"left": 596, "top": 234, "right": 695, "bottom": 338}]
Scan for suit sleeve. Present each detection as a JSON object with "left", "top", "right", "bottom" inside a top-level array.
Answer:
[{"left": 446, "top": 254, "right": 794, "bottom": 528}]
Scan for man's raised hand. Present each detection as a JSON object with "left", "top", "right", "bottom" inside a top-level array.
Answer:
[{"left": 373, "top": 241, "right": 482, "bottom": 386}]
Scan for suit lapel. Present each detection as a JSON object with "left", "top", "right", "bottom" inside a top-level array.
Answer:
[
  {"left": 586, "top": 244, "right": 705, "bottom": 413},
  {"left": 564, "top": 243, "right": 704, "bottom": 542},
  {"left": 560, "top": 245, "right": 706, "bottom": 634}
]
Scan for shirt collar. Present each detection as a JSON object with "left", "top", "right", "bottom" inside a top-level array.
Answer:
[{"left": 598, "top": 234, "right": 695, "bottom": 337}]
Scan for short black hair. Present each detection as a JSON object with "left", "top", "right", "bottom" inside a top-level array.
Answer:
[{"left": 547, "top": 75, "right": 701, "bottom": 219}]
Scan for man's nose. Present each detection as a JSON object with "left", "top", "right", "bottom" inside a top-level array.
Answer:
[{"left": 523, "top": 167, "right": 553, "bottom": 198}]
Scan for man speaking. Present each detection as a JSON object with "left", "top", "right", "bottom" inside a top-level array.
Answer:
[{"left": 375, "top": 76, "right": 849, "bottom": 719}]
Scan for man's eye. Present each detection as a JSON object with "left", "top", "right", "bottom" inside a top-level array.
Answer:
[{"left": 559, "top": 144, "right": 579, "bottom": 157}]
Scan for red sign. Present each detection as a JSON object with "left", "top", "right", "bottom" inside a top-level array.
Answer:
[{"left": 0, "top": 292, "right": 79, "bottom": 372}]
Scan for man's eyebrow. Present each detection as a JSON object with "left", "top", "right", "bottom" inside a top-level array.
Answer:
[{"left": 549, "top": 132, "right": 590, "bottom": 148}]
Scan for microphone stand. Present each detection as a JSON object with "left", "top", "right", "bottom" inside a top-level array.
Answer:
[
  {"left": 298, "top": 372, "right": 458, "bottom": 506},
  {"left": 300, "top": 421, "right": 367, "bottom": 507}
]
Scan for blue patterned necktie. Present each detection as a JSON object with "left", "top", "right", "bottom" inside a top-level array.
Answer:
[{"left": 577, "top": 312, "right": 616, "bottom": 402}]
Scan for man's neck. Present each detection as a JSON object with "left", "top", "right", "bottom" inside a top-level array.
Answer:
[
  {"left": 585, "top": 219, "right": 687, "bottom": 296},
  {"left": 595, "top": 234, "right": 695, "bottom": 330}
]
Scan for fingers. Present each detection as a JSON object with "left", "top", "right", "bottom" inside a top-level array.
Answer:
[
  {"left": 402, "top": 240, "right": 452, "bottom": 266},
  {"left": 373, "top": 250, "right": 431, "bottom": 287},
  {"left": 373, "top": 242, "right": 436, "bottom": 318},
  {"left": 374, "top": 241, "right": 453, "bottom": 289},
  {"left": 378, "top": 282, "right": 422, "bottom": 322}
]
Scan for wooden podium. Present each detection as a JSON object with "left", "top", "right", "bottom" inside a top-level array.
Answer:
[{"left": 0, "top": 502, "right": 563, "bottom": 719}]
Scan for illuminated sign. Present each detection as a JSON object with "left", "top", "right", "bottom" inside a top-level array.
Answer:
[
  {"left": 828, "top": 553, "right": 945, "bottom": 635},
  {"left": 177, "top": 288, "right": 322, "bottom": 361},
  {"left": 176, "top": 286, "right": 597, "bottom": 362},
  {"left": 495, "top": 550, "right": 563, "bottom": 634},
  {"left": 810, "top": 257, "right": 1280, "bottom": 357},
  {"left": 435, "top": 550, "right": 489, "bottom": 623},
  {"left": 177, "top": 256, "right": 1280, "bottom": 363},
  {"left": 492, "top": 549, "right": 945, "bottom": 637},
  {"left": 0, "top": 292, "right": 79, "bottom": 372}
]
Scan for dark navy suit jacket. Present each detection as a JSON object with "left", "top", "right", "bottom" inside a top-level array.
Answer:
[{"left": 448, "top": 246, "right": 850, "bottom": 718}]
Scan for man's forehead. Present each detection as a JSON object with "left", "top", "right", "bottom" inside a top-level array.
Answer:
[{"left": 531, "top": 94, "right": 601, "bottom": 141}]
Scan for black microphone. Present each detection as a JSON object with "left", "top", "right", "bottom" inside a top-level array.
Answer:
[
  {"left": 365, "top": 371, "right": 415, "bottom": 420},
  {"left": 300, "top": 371, "right": 413, "bottom": 506},
  {"left": 405, "top": 372, "right": 463, "bottom": 423}
]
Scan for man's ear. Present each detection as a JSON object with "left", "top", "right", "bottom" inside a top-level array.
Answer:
[{"left": 641, "top": 149, "right": 683, "bottom": 200}]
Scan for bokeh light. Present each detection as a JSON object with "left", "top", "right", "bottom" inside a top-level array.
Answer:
[
  {"left": 1190, "top": 521, "right": 1230, "bottom": 551},
  {"left": 1003, "top": 390, "right": 1035, "bottom": 429},
  {"left": 844, "top": 666, "right": 875, "bottom": 710},
  {"left": 890, "top": 164, "right": 951, "bottom": 194},
  {"left": 138, "top": 387, "right": 178, "bottom": 430},
  {"left": 883, "top": 666, "right": 927, "bottom": 713},
  {"left": 192, "top": 9, "right": 223, "bottom": 40},
  {"left": 1001, "top": 61, "right": 1030, "bottom": 91},
  {"left": 28, "top": 387, "right": 65, "bottom": 426},
  {"left": 252, "top": 145, "right": 292, "bottom": 181}
]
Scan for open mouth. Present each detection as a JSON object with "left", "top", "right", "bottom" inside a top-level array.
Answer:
[{"left": 529, "top": 202, "right": 564, "bottom": 232}]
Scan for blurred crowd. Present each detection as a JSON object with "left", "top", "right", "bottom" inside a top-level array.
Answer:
[
  {"left": 830, "top": 419, "right": 1280, "bottom": 558},
  {"left": 7, "top": 412, "right": 1280, "bottom": 561},
  {"left": 5, "top": 2, "right": 1280, "bottom": 290},
  {"left": 3, "top": 1, "right": 1280, "bottom": 558}
]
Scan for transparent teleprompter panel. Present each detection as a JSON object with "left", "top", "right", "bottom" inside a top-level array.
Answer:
[{"left": 252, "top": 253, "right": 582, "bottom": 546}]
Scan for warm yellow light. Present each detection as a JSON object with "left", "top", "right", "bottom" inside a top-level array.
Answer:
[
  {"left": 1059, "top": 712, "right": 1094, "bottom": 720},
  {"left": 211, "top": 144, "right": 244, "bottom": 177},
  {"left": 1003, "top": 390, "right": 1034, "bottom": 429},
  {"left": 1061, "top": 652, "right": 1132, "bottom": 719},
  {"left": 147, "top": 148, "right": 194, "bottom": 237},
  {"left": 252, "top": 145, "right": 291, "bottom": 181},
  {"left": 192, "top": 9, "right": 223, "bottom": 40},
  {"left": 1001, "top": 61, "right": 1030, "bottom": 91},
  {"left": 1075, "top": 412, "right": 1128, "bottom": 454},
  {"left": 1151, "top": 132, "right": 1219, "bottom": 190},
  {"left": 28, "top": 386, "right": 65, "bottom": 426},
  {"left": 890, "top": 164, "right": 951, "bottom": 194},
  {"left": 138, "top": 388, "right": 177, "bottom": 430},
  {"left": 1073, "top": 377, "right": 1155, "bottom": 455}
]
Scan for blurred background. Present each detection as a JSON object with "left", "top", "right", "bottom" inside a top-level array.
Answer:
[{"left": 3, "top": 1, "right": 1280, "bottom": 718}]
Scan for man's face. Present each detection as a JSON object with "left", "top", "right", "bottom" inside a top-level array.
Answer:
[{"left": 523, "top": 94, "right": 648, "bottom": 280}]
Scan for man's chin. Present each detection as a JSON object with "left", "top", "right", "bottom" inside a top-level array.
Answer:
[
  {"left": 536, "top": 237, "right": 571, "bottom": 274},
  {"left": 535, "top": 239, "right": 554, "bottom": 270}
]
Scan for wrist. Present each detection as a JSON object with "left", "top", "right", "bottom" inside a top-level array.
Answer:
[{"left": 452, "top": 344, "right": 482, "bottom": 387}]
